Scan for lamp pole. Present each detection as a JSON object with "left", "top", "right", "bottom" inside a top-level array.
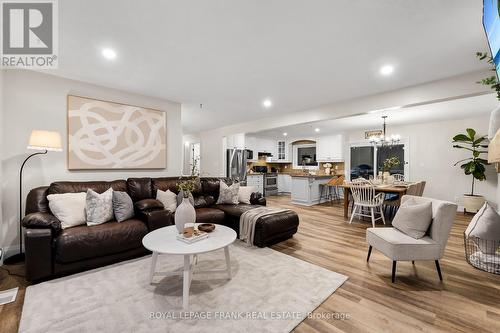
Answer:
[{"left": 3, "top": 150, "right": 47, "bottom": 264}]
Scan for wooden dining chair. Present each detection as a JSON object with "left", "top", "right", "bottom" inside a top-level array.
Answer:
[
  {"left": 417, "top": 181, "right": 426, "bottom": 196},
  {"left": 384, "top": 181, "right": 422, "bottom": 218},
  {"left": 393, "top": 174, "right": 405, "bottom": 182},
  {"left": 349, "top": 182, "right": 386, "bottom": 227}
]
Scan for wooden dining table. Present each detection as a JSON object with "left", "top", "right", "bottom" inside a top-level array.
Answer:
[{"left": 339, "top": 184, "right": 408, "bottom": 218}]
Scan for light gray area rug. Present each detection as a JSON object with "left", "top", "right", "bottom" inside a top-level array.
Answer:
[{"left": 20, "top": 242, "right": 347, "bottom": 333}]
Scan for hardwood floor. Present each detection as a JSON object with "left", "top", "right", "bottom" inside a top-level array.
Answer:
[
  {"left": 267, "top": 195, "right": 500, "bottom": 333},
  {"left": 1, "top": 196, "right": 499, "bottom": 333}
]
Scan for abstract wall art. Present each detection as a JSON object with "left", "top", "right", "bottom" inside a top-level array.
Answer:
[{"left": 67, "top": 95, "right": 166, "bottom": 170}]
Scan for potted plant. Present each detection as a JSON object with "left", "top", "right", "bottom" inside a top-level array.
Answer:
[
  {"left": 476, "top": 52, "right": 500, "bottom": 139},
  {"left": 452, "top": 128, "right": 489, "bottom": 213},
  {"left": 381, "top": 156, "right": 400, "bottom": 183}
]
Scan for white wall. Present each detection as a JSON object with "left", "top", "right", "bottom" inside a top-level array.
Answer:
[
  {"left": 345, "top": 115, "right": 497, "bottom": 208},
  {"left": 199, "top": 71, "right": 491, "bottom": 176},
  {"left": 1, "top": 70, "right": 183, "bottom": 251}
]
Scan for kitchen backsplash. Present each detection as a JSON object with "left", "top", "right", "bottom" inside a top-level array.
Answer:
[{"left": 247, "top": 157, "right": 344, "bottom": 175}]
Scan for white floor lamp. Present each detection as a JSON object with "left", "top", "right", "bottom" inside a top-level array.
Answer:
[{"left": 3, "top": 130, "right": 62, "bottom": 265}]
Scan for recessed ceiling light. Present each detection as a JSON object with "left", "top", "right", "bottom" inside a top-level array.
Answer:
[
  {"left": 102, "top": 48, "right": 117, "bottom": 60},
  {"left": 314, "top": 128, "right": 320, "bottom": 132},
  {"left": 283, "top": 132, "right": 288, "bottom": 136},
  {"left": 262, "top": 99, "right": 272, "bottom": 109},
  {"left": 379, "top": 64, "right": 394, "bottom": 76}
]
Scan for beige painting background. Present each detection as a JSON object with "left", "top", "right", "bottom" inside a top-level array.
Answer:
[{"left": 67, "top": 95, "right": 167, "bottom": 170}]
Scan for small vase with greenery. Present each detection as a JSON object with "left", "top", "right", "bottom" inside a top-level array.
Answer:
[
  {"left": 177, "top": 177, "right": 198, "bottom": 198},
  {"left": 452, "top": 128, "right": 489, "bottom": 213},
  {"left": 175, "top": 176, "right": 199, "bottom": 233},
  {"left": 382, "top": 156, "right": 400, "bottom": 173}
]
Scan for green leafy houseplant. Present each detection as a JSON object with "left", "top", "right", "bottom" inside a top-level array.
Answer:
[
  {"left": 452, "top": 128, "right": 489, "bottom": 196},
  {"left": 476, "top": 52, "right": 500, "bottom": 100},
  {"left": 382, "top": 156, "right": 400, "bottom": 173}
]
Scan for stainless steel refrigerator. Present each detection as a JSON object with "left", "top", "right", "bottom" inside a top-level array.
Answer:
[{"left": 226, "top": 149, "right": 247, "bottom": 183}]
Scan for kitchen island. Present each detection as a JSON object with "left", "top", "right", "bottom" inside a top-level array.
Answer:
[{"left": 290, "top": 174, "right": 335, "bottom": 206}]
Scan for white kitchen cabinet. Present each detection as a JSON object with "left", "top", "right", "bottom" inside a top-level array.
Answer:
[
  {"left": 253, "top": 137, "right": 276, "bottom": 157},
  {"left": 245, "top": 135, "right": 257, "bottom": 162},
  {"left": 274, "top": 140, "right": 291, "bottom": 162},
  {"left": 246, "top": 174, "right": 264, "bottom": 194},
  {"left": 227, "top": 133, "right": 245, "bottom": 149},
  {"left": 278, "top": 174, "right": 292, "bottom": 193},
  {"left": 316, "top": 134, "right": 344, "bottom": 162}
]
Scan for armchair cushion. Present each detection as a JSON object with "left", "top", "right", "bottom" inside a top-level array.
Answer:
[
  {"left": 366, "top": 227, "right": 441, "bottom": 261},
  {"left": 392, "top": 199, "right": 433, "bottom": 239},
  {"left": 22, "top": 212, "right": 62, "bottom": 232},
  {"left": 134, "top": 199, "right": 164, "bottom": 212}
]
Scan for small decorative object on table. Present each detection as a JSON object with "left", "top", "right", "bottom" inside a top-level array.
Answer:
[
  {"left": 174, "top": 177, "right": 198, "bottom": 233},
  {"left": 382, "top": 157, "right": 400, "bottom": 184},
  {"left": 198, "top": 223, "right": 216, "bottom": 233},
  {"left": 176, "top": 229, "right": 208, "bottom": 244},
  {"left": 323, "top": 163, "right": 332, "bottom": 175}
]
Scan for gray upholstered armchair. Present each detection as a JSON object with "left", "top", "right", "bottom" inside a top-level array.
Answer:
[{"left": 366, "top": 195, "right": 457, "bottom": 282}]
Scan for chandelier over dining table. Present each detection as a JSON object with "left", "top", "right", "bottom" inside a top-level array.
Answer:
[{"left": 369, "top": 115, "right": 401, "bottom": 146}]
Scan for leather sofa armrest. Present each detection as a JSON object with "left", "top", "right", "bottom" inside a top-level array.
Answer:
[
  {"left": 137, "top": 209, "right": 174, "bottom": 231},
  {"left": 250, "top": 192, "right": 266, "bottom": 206},
  {"left": 134, "top": 199, "right": 164, "bottom": 213},
  {"left": 22, "top": 212, "right": 62, "bottom": 232},
  {"left": 24, "top": 228, "right": 53, "bottom": 281}
]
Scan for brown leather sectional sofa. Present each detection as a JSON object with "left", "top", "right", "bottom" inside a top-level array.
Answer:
[{"left": 22, "top": 177, "right": 299, "bottom": 281}]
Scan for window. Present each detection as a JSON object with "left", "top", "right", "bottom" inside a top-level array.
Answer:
[
  {"left": 293, "top": 143, "right": 318, "bottom": 169},
  {"left": 376, "top": 144, "right": 404, "bottom": 175},
  {"left": 350, "top": 146, "right": 374, "bottom": 179},
  {"left": 349, "top": 142, "right": 408, "bottom": 180}
]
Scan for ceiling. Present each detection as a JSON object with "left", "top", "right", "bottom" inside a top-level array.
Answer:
[
  {"left": 251, "top": 94, "right": 498, "bottom": 138},
  {"left": 51, "top": 0, "right": 488, "bottom": 134}
]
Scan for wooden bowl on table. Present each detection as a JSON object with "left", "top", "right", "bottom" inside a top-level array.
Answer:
[{"left": 198, "top": 223, "right": 216, "bottom": 233}]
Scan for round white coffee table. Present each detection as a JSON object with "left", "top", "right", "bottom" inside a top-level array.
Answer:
[{"left": 142, "top": 224, "right": 236, "bottom": 309}]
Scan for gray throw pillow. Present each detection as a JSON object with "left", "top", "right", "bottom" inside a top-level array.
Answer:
[
  {"left": 216, "top": 181, "right": 240, "bottom": 205},
  {"left": 86, "top": 188, "right": 114, "bottom": 226},
  {"left": 112, "top": 191, "right": 134, "bottom": 222},
  {"left": 465, "top": 202, "right": 500, "bottom": 254},
  {"left": 177, "top": 190, "right": 195, "bottom": 206},
  {"left": 392, "top": 200, "right": 433, "bottom": 239}
]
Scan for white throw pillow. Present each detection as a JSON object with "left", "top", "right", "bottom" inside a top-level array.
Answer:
[
  {"left": 47, "top": 192, "right": 87, "bottom": 229},
  {"left": 86, "top": 188, "right": 114, "bottom": 226},
  {"left": 238, "top": 186, "right": 256, "bottom": 204},
  {"left": 216, "top": 181, "right": 240, "bottom": 205},
  {"left": 157, "top": 189, "right": 178, "bottom": 212},
  {"left": 392, "top": 200, "right": 433, "bottom": 239},
  {"left": 465, "top": 202, "right": 500, "bottom": 254}
]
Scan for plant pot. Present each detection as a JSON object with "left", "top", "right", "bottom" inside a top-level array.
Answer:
[
  {"left": 463, "top": 194, "right": 485, "bottom": 213},
  {"left": 174, "top": 197, "right": 196, "bottom": 233}
]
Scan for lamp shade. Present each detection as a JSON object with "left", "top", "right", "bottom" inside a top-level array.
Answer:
[
  {"left": 488, "top": 128, "right": 500, "bottom": 163},
  {"left": 27, "top": 130, "right": 63, "bottom": 151}
]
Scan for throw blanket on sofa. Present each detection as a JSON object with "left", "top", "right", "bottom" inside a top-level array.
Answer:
[{"left": 239, "top": 207, "right": 291, "bottom": 246}]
